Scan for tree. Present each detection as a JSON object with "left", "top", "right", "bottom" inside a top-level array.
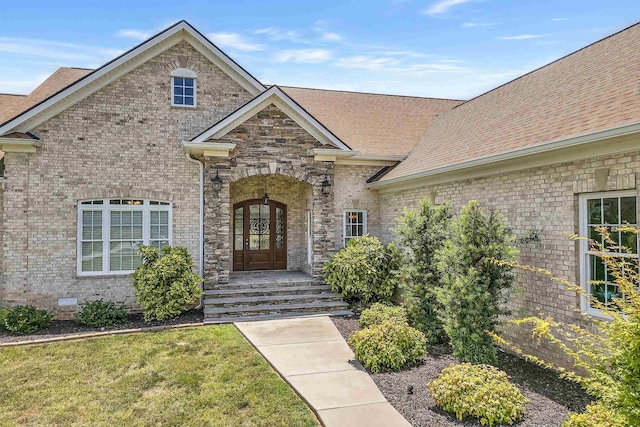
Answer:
[
  {"left": 394, "top": 198, "right": 452, "bottom": 343},
  {"left": 436, "top": 200, "right": 518, "bottom": 364}
]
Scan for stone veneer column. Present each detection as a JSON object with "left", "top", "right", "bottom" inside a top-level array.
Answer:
[
  {"left": 311, "top": 176, "right": 336, "bottom": 282},
  {"left": 203, "top": 159, "right": 232, "bottom": 289}
]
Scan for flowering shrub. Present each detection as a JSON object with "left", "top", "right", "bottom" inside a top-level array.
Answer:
[{"left": 563, "top": 403, "right": 626, "bottom": 427}]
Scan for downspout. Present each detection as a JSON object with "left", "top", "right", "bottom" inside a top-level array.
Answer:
[{"left": 185, "top": 153, "right": 204, "bottom": 310}]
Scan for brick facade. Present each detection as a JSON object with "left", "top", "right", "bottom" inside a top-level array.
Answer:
[
  {"left": 376, "top": 150, "right": 640, "bottom": 368},
  {"left": 0, "top": 41, "right": 253, "bottom": 316}
]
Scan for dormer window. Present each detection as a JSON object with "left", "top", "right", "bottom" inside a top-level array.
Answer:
[{"left": 170, "top": 68, "right": 197, "bottom": 107}]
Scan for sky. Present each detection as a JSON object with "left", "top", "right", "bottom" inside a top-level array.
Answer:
[{"left": 0, "top": 1, "right": 639, "bottom": 100}]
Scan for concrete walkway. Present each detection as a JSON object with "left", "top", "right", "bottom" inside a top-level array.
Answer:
[{"left": 235, "top": 316, "right": 411, "bottom": 427}]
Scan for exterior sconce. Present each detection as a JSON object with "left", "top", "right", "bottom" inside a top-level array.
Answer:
[
  {"left": 262, "top": 192, "right": 270, "bottom": 205},
  {"left": 321, "top": 175, "right": 331, "bottom": 195},
  {"left": 211, "top": 170, "right": 223, "bottom": 192}
]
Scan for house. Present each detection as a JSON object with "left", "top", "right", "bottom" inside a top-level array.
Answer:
[{"left": 1, "top": 20, "right": 639, "bottom": 367}]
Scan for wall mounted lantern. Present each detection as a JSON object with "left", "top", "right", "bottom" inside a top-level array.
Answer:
[
  {"left": 211, "top": 170, "right": 223, "bottom": 192},
  {"left": 321, "top": 175, "right": 331, "bottom": 195}
]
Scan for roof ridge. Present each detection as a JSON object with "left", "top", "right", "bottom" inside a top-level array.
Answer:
[
  {"left": 0, "top": 93, "right": 27, "bottom": 97},
  {"left": 280, "top": 85, "right": 464, "bottom": 102},
  {"left": 453, "top": 20, "right": 640, "bottom": 109}
]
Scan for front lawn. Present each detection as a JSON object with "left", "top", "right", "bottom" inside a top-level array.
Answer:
[{"left": 0, "top": 326, "right": 319, "bottom": 427}]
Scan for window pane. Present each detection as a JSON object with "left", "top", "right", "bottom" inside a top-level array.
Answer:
[
  {"left": 81, "top": 242, "right": 103, "bottom": 272},
  {"left": 174, "top": 96, "right": 183, "bottom": 105},
  {"left": 603, "top": 198, "right": 619, "bottom": 224},
  {"left": 184, "top": 87, "right": 193, "bottom": 96},
  {"left": 235, "top": 235, "right": 243, "bottom": 250},
  {"left": 620, "top": 230, "right": 638, "bottom": 253},
  {"left": 589, "top": 226, "right": 602, "bottom": 246},
  {"left": 184, "top": 78, "right": 194, "bottom": 87},
  {"left": 174, "top": 77, "right": 183, "bottom": 86},
  {"left": 174, "top": 86, "right": 183, "bottom": 95},
  {"left": 588, "top": 199, "right": 602, "bottom": 224},
  {"left": 620, "top": 197, "right": 636, "bottom": 224},
  {"left": 184, "top": 96, "right": 194, "bottom": 105},
  {"left": 589, "top": 254, "right": 606, "bottom": 281}
]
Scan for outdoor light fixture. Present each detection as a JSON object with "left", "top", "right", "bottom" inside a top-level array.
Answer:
[
  {"left": 262, "top": 192, "right": 270, "bottom": 205},
  {"left": 211, "top": 170, "right": 223, "bottom": 192},
  {"left": 321, "top": 175, "right": 331, "bottom": 195}
]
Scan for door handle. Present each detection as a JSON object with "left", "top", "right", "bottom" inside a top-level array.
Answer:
[{"left": 245, "top": 239, "right": 249, "bottom": 250}]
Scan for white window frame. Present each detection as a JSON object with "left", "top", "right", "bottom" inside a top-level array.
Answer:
[
  {"left": 170, "top": 68, "right": 197, "bottom": 108},
  {"left": 77, "top": 199, "right": 172, "bottom": 276},
  {"left": 343, "top": 210, "right": 367, "bottom": 247},
  {"left": 578, "top": 190, "right": 638, "bottom": 317}
]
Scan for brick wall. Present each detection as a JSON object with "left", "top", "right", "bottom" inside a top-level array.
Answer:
[
  {"left": 376, "top": 150, "right": 640, "bottom": 368},
  {"left": 1, "top": 41, "right": 254, "bottom": 316}
]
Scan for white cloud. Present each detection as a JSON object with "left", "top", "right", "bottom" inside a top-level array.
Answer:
[
  {"left": 208, "top": 32, "right": 263, "bottom": 51},
  {"left": 334, "top": 55, "right": 399, "bottom": 71},
  {"left": 499, "top": 34, "right": 543, "bottom": 40},
  {"left": 321, "top": 32, "right": 342, "bottom": 42},
  {"left": 0, "top": 37, "right": 123, "bottom": 63},
  {"left": 254, "top": 27, "right": 306, "bottom": 43},
  {"left": 462, "top": 22, "right": 494, "bottom": 28},
  {"left": 551, "top": 17, "right": 569, "bottom": 22},
  {"left": 274, "top": 49, "right": 331, "bottom": 63},
  {"left": 116, "top": 29, "right": 151, "bottom": 41},
  {"left": 423, "top": 0, "right": 472, "bottom": 16}
]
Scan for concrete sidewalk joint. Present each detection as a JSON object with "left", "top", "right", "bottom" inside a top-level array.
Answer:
[{"left": 235, "top": 316, "right": 411, "bottom": 427}]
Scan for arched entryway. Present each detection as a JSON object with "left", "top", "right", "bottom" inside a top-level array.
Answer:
[{"left": 233, "top": 199, "right": 287, "bottom": 271}]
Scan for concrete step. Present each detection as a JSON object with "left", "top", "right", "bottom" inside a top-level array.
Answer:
[
  {"left": 204, "top": 284, "right": 333, "bottom": 298},
  {"left": 205, "top": 310, "right": 354, "bottom": 324},
  {"left": 204, "top": 300, "right": 350, "bottom": 318},
  {"left": 204, "top": 292, "right": 343, "bottom": 308}
]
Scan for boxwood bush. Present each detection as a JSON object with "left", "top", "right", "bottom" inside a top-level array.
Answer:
[
  {"left": 428, "top": 363, "right": 528, "bottom": 426},
  {"left": 323, "top": 235, "right": 400, "bottom": 307},
  {"left": 2, "top": 305, "right": 53, "bottom": 335},
  {"left": 359, "top": 303, "right": 407, "bottom": 329},
  {"left": 75, "top": 300, "right": 128, "bottom": 328},
  {"left": 349, "top": 320, "right": 426, "bottom": 373},
  {"left": 132, "top": 245, "right": 203, "bottom": 321}
]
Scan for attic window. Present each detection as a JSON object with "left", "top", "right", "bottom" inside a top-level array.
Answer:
[{"left": 170, "top": 68, "right": 197, "bottom": 108}]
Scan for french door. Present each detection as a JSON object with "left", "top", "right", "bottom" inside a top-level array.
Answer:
[{"left": 233, "top": 200, "right": 287, "bottom": 271}]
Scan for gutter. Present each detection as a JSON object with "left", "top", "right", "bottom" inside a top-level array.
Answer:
[
  {"left": 367, "top": 120, "right": 640, "bottom": 190},
  {"left": 185, "top": 153, "right": 204, "bottom": 310}
]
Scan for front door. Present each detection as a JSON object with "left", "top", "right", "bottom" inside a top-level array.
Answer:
[{"left": 233, "top": 200, "right": 287, "bottom": 271}]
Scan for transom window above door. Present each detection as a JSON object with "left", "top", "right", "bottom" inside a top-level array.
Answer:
[
  {"left": 579, "top": 191, "right": 638, "bottom": 316},
  {"left": 77, "top": 199, "right": 172, "bottom": 276},
  {"left": 170, "top": 68, "right": 197, "bottom": 107}
]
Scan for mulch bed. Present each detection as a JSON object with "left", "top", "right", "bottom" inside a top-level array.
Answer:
[
  {"left": 0, "top": 309, "right": 203, "bottom": 344},
  {"left": 332, "top": 317, "right": 592, "bottom": 427}
]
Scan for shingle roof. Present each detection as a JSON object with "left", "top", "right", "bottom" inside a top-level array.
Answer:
[
  {"left": 382, "top": 23, "right": 640, "bottom": 181},
  {"left": 0, "top": 67, "right": 92, "bottom": 123},
  {"left": 281, "top": 87, "right": 462, "bottom": 156}
]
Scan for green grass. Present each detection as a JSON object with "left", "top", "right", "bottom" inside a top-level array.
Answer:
[{"left": 0, "top": 326, "right": 319, "bottom": 427}]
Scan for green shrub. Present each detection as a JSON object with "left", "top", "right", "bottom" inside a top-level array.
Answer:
[
  {"left": 0, "top": 307, "right": 8, "bottom": 331},
  {"left": 132, "top": 245, "right": 203, "bottom": 321},
  {"left": 359, "top": 303, "right": 407, "bottom": 329},
  {"left": 394, "top": 198, "right": 452, "bottom": 344},
  {"left": 75, "top": 300, "right": 128, "bottom": 328},
  {"left": 435, "top": 201, "right": 518, "bottom": 364},
  {"left": 2, "top": 305, "right": 53, "bottom": 335},
  {"left": 323, "top": 235, "right": 400, "bottom": 306},
  {"left": 428, "top": 363, "right": 528, "bottom": 426},
  {"left": 563, "top": 403, "right": 626, "bottom": 427},
  {"left": 349, "top": 320, "right": 426, "bottom": 373}
]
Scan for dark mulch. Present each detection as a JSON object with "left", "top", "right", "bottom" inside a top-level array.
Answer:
[
  {"left": 0, "top": 309, "right": 203, "bottom": 344},
  {"left": 332, "top": 317, "right": 592, "bottom": 427}
]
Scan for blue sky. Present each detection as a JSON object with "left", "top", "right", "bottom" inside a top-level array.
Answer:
[{"left": 0, "top": 1, "right": 639, "bottom": 99}]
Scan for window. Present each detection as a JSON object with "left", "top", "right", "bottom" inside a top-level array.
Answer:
[
  {"left": 170, "top": 68, "right": 197, "bottom": 107},
  {"left": 579, "top": 191, "right": 638, "bottom": 316},
  {"left": 78, "top": 199, "right": 172, "bottom": 275},
  {"left": 344, "top": 210, "right": 367, "bottom": 246}
]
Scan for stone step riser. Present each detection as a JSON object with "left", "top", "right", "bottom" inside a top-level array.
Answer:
[
  {"left": 206, "top": 280, "right": 316, "bottom": 290},
  {"left": 205, "top": 310, "right": 354, "bottom": 324},
  {"left": 204, "top": 286, "right": 333, "bottom": 298},
  {"left": 205, "top": 293, "right": 344, "bottom": 309},
  {"left": 205, "top": 306, "right": 349, "bottom": 318},
  {"left": 204, "top": 301, "right": 349, "bottom": 318}
]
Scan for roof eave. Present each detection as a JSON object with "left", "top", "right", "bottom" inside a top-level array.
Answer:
[{"left": 368, "top": 120, "right": 640, "bottom": 191}]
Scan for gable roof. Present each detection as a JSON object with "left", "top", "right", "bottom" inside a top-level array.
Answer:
[
  {"left": 190, "top": 85, "right": 351, "bottom": 150},
  {"left": 0, "top": 20, "right": 265, "bottom": 136},
  {"left": 0, "top": 67, "right": 92, "bottom": 123},
  {"left": 281, "top": 87, "right": 462, "bottom": 156},
  {"left": 379, "top": 22, "right": 640, "bottom": 184}
]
